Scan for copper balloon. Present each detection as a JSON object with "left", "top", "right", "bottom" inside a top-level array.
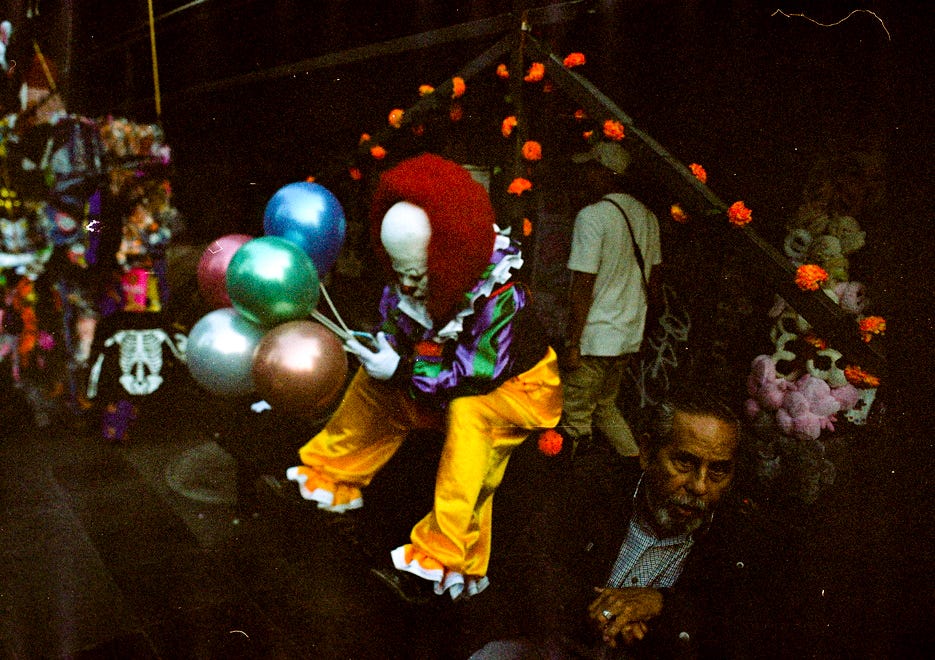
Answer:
[{"left": 252, "top": 321, "right": 348, "bottom": 417}]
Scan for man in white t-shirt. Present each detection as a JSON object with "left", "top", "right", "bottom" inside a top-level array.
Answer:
[{"left": 561, "top": 141, "right": 661, "bottom": 456}]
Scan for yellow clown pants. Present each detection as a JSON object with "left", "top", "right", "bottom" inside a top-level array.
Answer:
[{"left": 291, "top": 348, "right": 562, "bottom": 581}]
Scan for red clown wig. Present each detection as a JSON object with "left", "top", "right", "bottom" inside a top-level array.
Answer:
[{"left": 370, "top": 154, "right": 496, "bottom": 324}]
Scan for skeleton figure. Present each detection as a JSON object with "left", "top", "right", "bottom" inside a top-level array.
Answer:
[{"left": 88, "top": 329, "right": 187, "bottom": 397}]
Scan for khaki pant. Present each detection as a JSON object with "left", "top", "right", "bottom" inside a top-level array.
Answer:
[{"left": 561, "top": 353, "right": 638, "bottom": 456}]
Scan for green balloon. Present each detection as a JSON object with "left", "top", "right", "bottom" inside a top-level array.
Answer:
[{"left": 225, "top": 236, "right": 320, "bottom": 326}]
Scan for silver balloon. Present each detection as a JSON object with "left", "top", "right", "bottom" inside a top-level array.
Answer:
[{"left": 186, "top": 308, "right": 265, "bottom": 397}]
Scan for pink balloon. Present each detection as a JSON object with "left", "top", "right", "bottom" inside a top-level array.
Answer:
[
  {"left": 197, "top": 234, "right": 253, "bottom": 309},
  {"left": 252, "top": 321, "right": 348, "bottom": 418}
]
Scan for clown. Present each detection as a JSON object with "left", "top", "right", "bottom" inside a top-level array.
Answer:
[{"left": 287, "top": 154, "right": 562, "bottom": 601}]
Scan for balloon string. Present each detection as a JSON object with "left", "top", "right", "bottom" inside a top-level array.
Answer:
[
  {"left": 317, "top": 282, "right": 352, "bottom": 336},
  {"left": 310, "top": 309, "right": 350, "bottom": 342}
]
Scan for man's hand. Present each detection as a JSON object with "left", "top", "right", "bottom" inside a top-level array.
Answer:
[
  {"left": 345, "top": 331, "right": 400, "bottom": 380},
  {"left": 588, "top": 587, "right": 664, "bottom": 648}
]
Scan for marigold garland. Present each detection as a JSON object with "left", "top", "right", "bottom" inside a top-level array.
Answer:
[
  {"left": 348, "top": 167, "right": 362, "bottom": 181},
  {"left": 858, "top": 316, "right": 886, "bottom": 342},
  {"left": 418, "top": 84, "right": 434, "bottom": 96},
  {"left": 451, "top": 76, "right": 466, "bottom": 99},
  {"left": 522, "top": 140, "right": 542, "bottom": 161},
  {"left": 507, "top": 177, "right": 533, "bottom": 196},
  {"left": 359, "top": 133, "right": 371, "bottom": 145},
  {"left": 501, "top": 116, "right": 517, "bottom": 138},
  {"left": 670, "top": 204, "right": 689, "bottom": 223},
  {"left": 522, "top": 218, "right": 533, "bottom": 236},
  {"left": 727, "top": 200, "right": 753, "bottom": 227},
  {"left": 305, "top": 175, "right": 316, "bottom": 183},
  {"left": 563, "top": 52, "right": 586, "bottom": 68},
  {"left": 537, "top": 428, "right": 563, "bottom": 456},
  {"left": 496, "top": 63, "right": 509, "bottom": 79},
  {"left": 524, "top": 62, "right": 545, "bottom": 82},
  {"left": 582, "top": 130, "right": 593, "bottom": 140},
  {"left": 802, "top": 333, "right": 828, "bottom": 350},
  {"left": 603, "top": 119, "right": 625, "bottom": 141},
  {"left": 574, "top": 109, "right": 587, "bottom": 121},
  {"left": 795, "top": 264, "right": 829, "bottom": 291},
  {"left": 388, "top": 108, "right": 404, "bottom": 129},
  {"left": 689, "top": 162, "right": 707, "bottom": 184},
  {"left": 370, "top": 145, "right": 387, "bottom": 160},
  {"left": 844, "top": 365, "right": 880, "bottom": 388}
]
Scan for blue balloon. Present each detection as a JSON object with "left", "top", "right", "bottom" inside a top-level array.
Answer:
[{"left": 263, "top": 182, "right": 346, "bottom": 275}]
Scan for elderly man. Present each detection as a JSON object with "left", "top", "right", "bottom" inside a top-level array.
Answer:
[{"left": 472, "top": 387, "right": 789, "bottom": 658}]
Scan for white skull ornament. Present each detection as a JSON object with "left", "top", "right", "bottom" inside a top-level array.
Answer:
[{"left": 806, "top": 348, "right": 848, "bottom": 389}]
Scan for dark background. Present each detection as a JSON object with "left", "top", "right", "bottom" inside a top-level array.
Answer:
[{"left": 2, "top": 0, "right": 931, "bottom": 654}]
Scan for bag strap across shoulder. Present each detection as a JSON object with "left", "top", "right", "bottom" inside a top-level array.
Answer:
[{"left": 602, "top": 195, "right": 648, "bottom": 293}]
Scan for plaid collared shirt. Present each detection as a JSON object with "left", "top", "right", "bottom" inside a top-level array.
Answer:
[{"left": 605, "top": 478, "right": 695, "bottom": 589}]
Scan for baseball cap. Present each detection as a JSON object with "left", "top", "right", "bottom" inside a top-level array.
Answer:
[{"left": 571, "top": 141, "right": 631, "bottom": 175}]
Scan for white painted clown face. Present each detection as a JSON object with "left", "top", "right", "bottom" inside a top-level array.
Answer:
[{"left": 381, "top": 201, "right": 430, "bottom": 300}]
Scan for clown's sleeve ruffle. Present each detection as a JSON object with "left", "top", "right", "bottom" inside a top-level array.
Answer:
[
  {"left": 285, "top": 465, "right": 363, "bottom": 512},
  {"left": 391, "top": 544, "right": 490, "bottom": 601}
]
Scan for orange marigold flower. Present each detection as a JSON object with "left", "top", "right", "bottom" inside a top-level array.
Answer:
[
  {"left": 603, "top": 119, "right": 625, "bottom": 141},
  {"left": 507, "top": 177, "right": 533, "bottom": 196},
  {"left": 844, "top": 365, "right": 881, "bottom": 388},
  {"left": 563, "top": 52, "right": 586, "bottom": 68},
  {"left": 418, "top": 84, "right": 435, "bottom": 96},
  {"left": 689, "top": 162, "right": 707, "bottom": 184},
  {"left": 451, "top": 76, "right": 466, "bottom": 99},
  {"left": 727, "top": 200, "right": 753, "bottom": 227},
  {"left": 370, "top": 145, "right": 387, "bottom": 160},
  {"left": 802, "top": 333, "right": 828, "bottom": 350},
  {"left": 496, "top": 63, "right": 509, "bottom": 79},
  {"left": 543, "top": 81, "right": 554, "bottom": 93},
  {"left": 573, "top": 109, "right": 587, "bottom": 121},
  {"left": 537, "top": 428, "right": 563, "bottom": 456},
  {"left": 501, "top": 115, "right": 518, "bottom": 138},
  {"left": 524, "top": 62, "right": 545, "bottom": 82},
  {"left": 670, "top": 204, "right": 689, "bottom": 223},
  {"left": 449, "top": 103, "right": 463, "bottom": 122},
  {"left": 582, "top": 130, "right": 594, "bottom": 140},
  {"left": 388, "top": 108, "right": 404, "bottom": 129},
  {"left": 359, "top": 133, "right": 371, "bottom": 145},
  {"left": 522, "top": 140, "right": 542, "bottom": 161},
  {"left": 795, "top": 264, "right": 829, "bottom": 291},
  {"left": 858, "top": 316, "right": 886, "bottom": 342},
  {"left": 305, "top": 175, "right": 316, "bottom": 183},
  {"left": 348, "top": 167, "right": 362, "bottom": 181},
  {"left": 411, "top": 124, "right": 425, "bottom": 137},
  {"left": 522, "top": 218, "right": 533, "bottom": 236}
]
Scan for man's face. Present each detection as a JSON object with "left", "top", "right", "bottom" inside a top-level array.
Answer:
[{"left": 639, "top": 411, "right": 738, "bottom": 537}]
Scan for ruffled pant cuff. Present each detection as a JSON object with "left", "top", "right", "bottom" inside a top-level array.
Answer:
[
  {"left": 391, "top": 545, "right": 490, "bottom": 601},
  {"left": 285, "top": 465, "right": 363, "bottom": 512}
]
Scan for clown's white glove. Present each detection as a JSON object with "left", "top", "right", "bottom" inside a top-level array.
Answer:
[{"left": 345, "top": 331, "right": 400, "bottom": 381}]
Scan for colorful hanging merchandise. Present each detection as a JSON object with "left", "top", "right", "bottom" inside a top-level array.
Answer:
[
  {"left": 0, "top": 50, "right": 108, "bottom": 425},
  {"left": 87, "top": 117, "right": 185, "bottom": 443},
  {"left": 744, "top": 153, "right": 883, "bottom": 504}
]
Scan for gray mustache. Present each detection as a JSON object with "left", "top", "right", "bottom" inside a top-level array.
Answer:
[{"left": 667, "top": 493, "right": 707, "bottom": 513}]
